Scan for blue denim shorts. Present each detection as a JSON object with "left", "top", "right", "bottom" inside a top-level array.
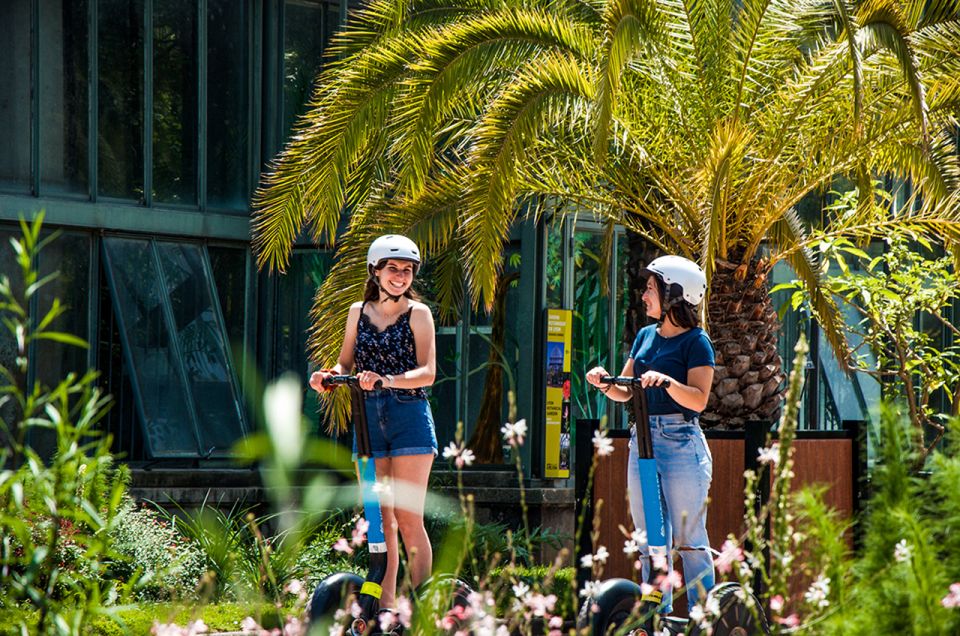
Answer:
[{"left": 353, "top": 390, "right": 438, "bottom": 458}]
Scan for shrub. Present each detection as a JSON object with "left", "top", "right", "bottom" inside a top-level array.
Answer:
[{"left": 108, "top": 498, "right": 207, "bottom": 601}]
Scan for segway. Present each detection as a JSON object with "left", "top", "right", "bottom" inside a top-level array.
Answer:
[
  {"left": 308, "top": 375, "right": 472, "bottom": 635},
  {"left": 578, "top": 376, "right": 769, "bottom": 636}
]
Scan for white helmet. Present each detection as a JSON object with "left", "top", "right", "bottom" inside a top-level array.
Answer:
[
  {"left": 367, "top": 235, "right": 421, "bottom": 271},
  {"left": 641, "top": 255, "right": 707, "bottom": 305}
]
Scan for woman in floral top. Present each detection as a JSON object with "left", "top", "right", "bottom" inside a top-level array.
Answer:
[{"left": 310, "top": 235, "right": 437, "bottom": 609}]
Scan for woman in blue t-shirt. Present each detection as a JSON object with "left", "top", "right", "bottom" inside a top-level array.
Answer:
[{"left": 586, "top": 255, "right": 716, "bottom": 612}]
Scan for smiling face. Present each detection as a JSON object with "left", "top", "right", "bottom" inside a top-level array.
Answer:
[
  {"left": 376, "top": 258, "right": 416, "bottom": 296},
  {"left": 642, "top": 276, "right": 662, "bottom": 320}
]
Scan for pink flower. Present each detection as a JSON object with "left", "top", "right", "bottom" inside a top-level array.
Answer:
[
  {"left": 769, "top": 594, "right": 785, "bottom": 613},
  {"left": 715, "top": 538, "right": 744, "bottom": 575},
  {"left": 333, "top": 538, "right": 353, "bottom": 554},
  {"left": 942, "top": 582, "right": 960, "bottom": 608},
  {"left": 776, "top": 613, "right": 800, "bottom": 627},
  {"left": 658, "top": 569, "right": 683, "bottom": 592},
  {"left": 240, "top": 617, "right": 260, "bottom": 631},
  {"left": 351, "top": 518, "right": 369, "bottom": 547}
]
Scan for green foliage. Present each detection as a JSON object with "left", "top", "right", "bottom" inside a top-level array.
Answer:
[
  {"left": 815, "top": 410, "right": 960, "bottom": 635},
  {"left": 776, "top": 189, "right": 960, "bottom": 455},
  {"left": 0, "top": 214, "right": 130, "bottom": 635},
  {"left": 108, "top": 499, "right": 207, "bottom": 601},
  {"left": 488, "top": 565, "right": 577, "bottom": 620}
]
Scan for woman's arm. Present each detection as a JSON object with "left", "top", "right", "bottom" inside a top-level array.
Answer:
[
  {"left": 585, "top": 358, "right": 635, "bottom": 403},
  {"left": 309, "top": 303, "right": 361, "bottom": 392},
  {"left": 639, "top": 365, "right": 713, "bottom": 412}
]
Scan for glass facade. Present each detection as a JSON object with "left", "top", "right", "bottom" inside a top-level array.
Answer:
[
  {"left": 153, "top": 0, "right": 199, "bottom": 205},
  {"left": 283, "top": 0, "right": 342, "bottom": 134},
  {"left": 40, "top": 0, "right": 90, "bottom": 195},
  {"left": 207, "top": 0, "right": 251, "bottom": 209},
  {"left": 98, "top": 0, "right": 145, "bottom": 200},
  {"left": 0, "top": 1, "right": 32, "bottom": 192}
]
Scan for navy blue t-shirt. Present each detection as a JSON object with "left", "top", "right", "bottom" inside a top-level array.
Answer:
[{"left": 629, "top": 324, "right": 715, "bottom": 421}]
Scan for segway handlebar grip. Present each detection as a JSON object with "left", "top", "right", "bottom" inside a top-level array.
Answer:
[
  {"left": 322, "top": 375, "right": 384, "bottom": 390},
  {"left": 599, "top": 375, "right": 671, "bottom": 388}
]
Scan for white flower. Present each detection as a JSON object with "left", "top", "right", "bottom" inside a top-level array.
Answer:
[
  {"left": 593, "top": 546, "right": 609, "bottom": 564},
  {"left": 593, "top": 430, "right": 614, "bottom": 457},
  {"left": 631, "top": 528, "right": 648, "bottom": 545},
  {"left": 894, "top": 539, "right": 912, "bottom": 563},
  {"left": 240, "top": 617, "right": 260, "bottom": 632},
  {"left": 757, "top": 443, "right": 780, "bottom": 466},
  {"left": 804, "top": 574, "right": 831, "bottom": 608},
  {"left": 501, "top": 419, "right": 528, "bottom": 446},
  {"left": 442, "top": 441, "right": 460, "bottom": 460},
  {"left": 580, "top": 579, "right": 602, "bottom": 598},
  {"left": 688, "top": 604, "right": 705, "bottom": 623},
  {"left": 512, "top": 582, "right": 530, "bottom": 598},
  {"left": 705, "top": 595, "right": 721, "bottom": 617},
  {"left": 623, "top": 539, "right": 640, "bottom": 555}
]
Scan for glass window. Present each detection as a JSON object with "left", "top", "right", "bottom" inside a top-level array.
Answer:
[
  {"left": 98, "top": 0, "right": 144, "bottom": 200},
  {"left": 274, "top": 251, "right": 334, "bottom": 430},
  {"left": 39, "top": 0, "right": 89, "bottom": 196},
  {"left": 208, "top": 245, "right": 248, "bottom": 349},
  {"left": 102, "top": 237, "right": 199, "bottom": 456},
  {"left": 32, "top": 231, "right": 92, "bottom": 457},
  {"left": 153, "top": 0, "right": 198, "bottom": 205},
  {"left": 0, "top": 0, "right": 32, "bottom": 192},
  {"left": 0, "top": 226, "right": 21, "bottom": 430},
  {"left": 155, "top": 241, "right": 247, "bottom": 452},
  {"left": 572, "top": 229, "right": 612, "bottom": 424},
  {"left": 207, "top": 0, "right": 251, "bottom": 210},
  {"left": 283, "top": 0, "right": 342, "bottom": 134}
]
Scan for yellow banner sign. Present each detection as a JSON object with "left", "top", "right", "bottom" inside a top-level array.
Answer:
[{"left": 544, "top": 309, "right": 571, "bottom": 478}]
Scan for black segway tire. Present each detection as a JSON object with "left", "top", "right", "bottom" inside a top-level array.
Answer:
[
  {"left": 577, "top": 578, "right": 644, "bottom": 635},
  {"left": 414, "top": 574, "right": 473, "bottom": 630},
  {"left": 709, "top": 583, "right": 770, "bottom": 636},
  {"left": 309, "top": 571, "right": 365, "bottom": 625}
]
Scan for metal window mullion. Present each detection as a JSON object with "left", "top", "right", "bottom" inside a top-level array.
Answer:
[
  {"left": 88, "top": 0, "right": 98, "bottom": 202},
  {"left": 31, "top": 0, "right": 40, "bottom": 196},
  {"left": 151, "top": 240, "right": 204, "bottom": 454},
  {"left": 143, "top": 0, "right": 153, "bottom": 207},
  {"left": 249, "top": 0, "right": 262, "bottom": 200},
  {"left": 87, "top": 234, "right": 100, "bottom": 371},
  {"left": 608, "top": 229, "right": 620, "bottom": 429},
  {"left": 201, "top": 244, "right": 248, "bottom": 434},
  {"left": 197, "top": 0, "right": 207, "bottom": 210}
]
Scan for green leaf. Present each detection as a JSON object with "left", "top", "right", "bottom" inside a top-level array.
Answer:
[{"left": 32, "top": 331, "right": 89, "bottom": 348}]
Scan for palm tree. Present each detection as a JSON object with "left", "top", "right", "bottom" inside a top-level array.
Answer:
[{"left": 252, "top": 0, "right": 960, "bottom": 430}]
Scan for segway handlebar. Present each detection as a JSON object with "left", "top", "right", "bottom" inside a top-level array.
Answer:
[
  {"left": 599, "top": 375, "right": 671, "bottom": 388},
  {"left": 321, "top": 374, "right": 384, "bottom": 390}
]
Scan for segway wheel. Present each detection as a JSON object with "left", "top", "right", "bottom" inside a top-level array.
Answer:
[
  {"left": 708, "top": 583, "right": 770, "bottom": 636},
  {"left": 415, "top": 574, "right": 474, "bottom": 630},
  {"left": 577, "top": 578, "right": 644, "bottom": 635},
  {"left": 308, "top": 571, "right": 364, "bottom": 627}
]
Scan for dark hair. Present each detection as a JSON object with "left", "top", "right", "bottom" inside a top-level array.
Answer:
[
  {"left": 363, "top": 262, "right": 420, "bottom": 302},
  {"left": 652, "top": 275, "right": 700, "bottom": 329}
]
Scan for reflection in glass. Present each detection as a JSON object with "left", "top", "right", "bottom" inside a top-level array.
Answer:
[
  {"left": 40, "top": 0, "right": 89, "bottom": 195},
  {"left": 0, "top": 229, "right": 20, "bottom": 429},
  {"left": 98, "top": 0, "right": 144, "bottom": 199},
  {"left": 283, "top": 0, "right": 342, "bottom": 134},
  {"left": 275, "top": 251, "right": 333, "bottom": 430},
  {"left": 155, "top": 242, "right": 247, "bottom": 452},
  {"left": 207, "top": 0, "right": 250, "bottom": 209},
  {"left": 572, "top": 231, "right": 610, "bottom": 423},
  {"left": 153, "top": 0, "right": 197, "bottom": 205},
  {"left": 208, "top": 246, "right": 247, "bottom": 348},
  {"left": 32, "top": 232, "right": 91, "bottom": 457},
  {"left": 0, "top": 0, "right": 32, "bottom": 191},
  {"left": 102, "top": 238, "right": 198, "bottom": 456}
]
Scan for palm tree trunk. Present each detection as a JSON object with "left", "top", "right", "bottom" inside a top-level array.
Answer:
[
  {"left": 702, "top": 258, "right": 785, "bottom": 428},
  {"left": 467, "top": 271, "right": 521, "bottom": 463}
]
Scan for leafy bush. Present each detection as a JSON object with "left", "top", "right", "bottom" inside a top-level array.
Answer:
[
  {"left": 108, "top": 498, "right": 207, "bottom": 601},
  {"left": 1, "top": 215, "right": 131, "bottom": 634}
]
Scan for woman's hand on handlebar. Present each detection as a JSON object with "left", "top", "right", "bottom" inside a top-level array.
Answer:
[
  {"left": 357, "top": 370, "right": 386, "bottom": 392},
  {"left": 309, "top": 369, "right": 337, "bottom": 393},
  {"left": 585, "top": 366, "right": 610, "bottom": 389},
  {"left": 639, "top": 369, "right": 673, "bottom": 389}
]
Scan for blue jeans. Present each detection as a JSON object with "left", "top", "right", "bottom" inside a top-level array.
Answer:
[
  {"left": 627, "top": 414, "right": 714, "bottom": 612},
  {"left": 354, "top": 389, "right": 438, "bottom": 458}
]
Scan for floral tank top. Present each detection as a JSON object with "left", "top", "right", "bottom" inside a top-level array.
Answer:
[{"left": 353, "top": 303, "right": 427, "bottom": 399}]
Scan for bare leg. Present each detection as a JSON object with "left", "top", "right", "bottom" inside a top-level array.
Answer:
[
  {"left": 387, "top": 454, "right": 434, "bottom": 589},
  {"left": 374, "top": 458, "right": 399, "bottom": 607}
]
